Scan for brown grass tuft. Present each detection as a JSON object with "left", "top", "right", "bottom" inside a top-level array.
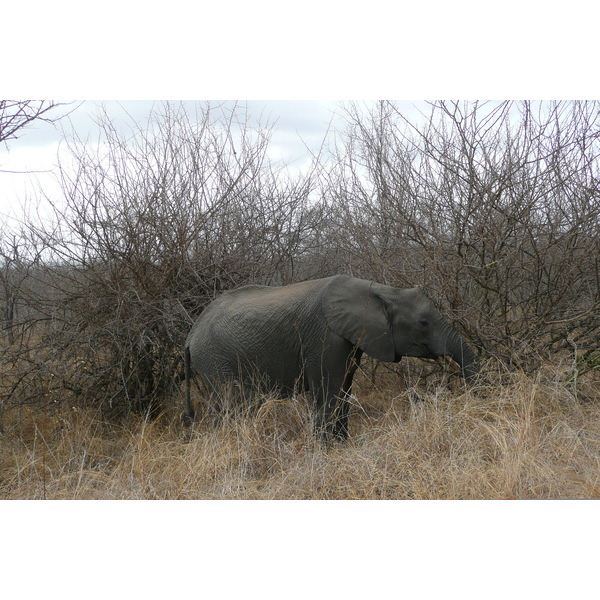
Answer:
[{"left": 2, "top": 364, "right": 599, "bottom": 500}]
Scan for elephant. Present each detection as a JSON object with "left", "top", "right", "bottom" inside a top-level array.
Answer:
[{"left": 184, "top": 274, "right": 479, "bottom": 441}]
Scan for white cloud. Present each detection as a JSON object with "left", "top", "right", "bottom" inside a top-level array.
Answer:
[
  {"left": 0, "top": 101, "right": 344, "bottom": 219},
  {"left": 0, "top": 100, "right": 438, "bottom": 227}
]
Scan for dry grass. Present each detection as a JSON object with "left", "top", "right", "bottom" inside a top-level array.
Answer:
[{"left": 1, "top": 362, "right": 599, "bottom": 500}]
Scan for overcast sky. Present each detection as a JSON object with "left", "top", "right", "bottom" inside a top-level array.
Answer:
[
  {"left": 0, "top": 100, "right": 428, "bottom": 225},
  {"left": 0, "top": 101, "right": 326, "bottom": 220}
]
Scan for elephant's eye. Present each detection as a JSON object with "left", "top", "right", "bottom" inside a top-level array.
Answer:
[{"left": 420, "top": 319, "right": 428, "bottom": 328}]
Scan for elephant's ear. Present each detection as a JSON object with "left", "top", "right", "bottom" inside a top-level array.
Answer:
[{"left": 322, "top": 275, "right": 395, "bottom": 362}]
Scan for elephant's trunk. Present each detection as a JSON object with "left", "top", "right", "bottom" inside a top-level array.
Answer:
[{"left": 438, "top": 322, "right": 480, "bottom": 380}]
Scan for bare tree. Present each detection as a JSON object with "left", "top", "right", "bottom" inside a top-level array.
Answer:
[
  {"left": 325, "top": 100, "right": 600, "bottom": 367},
  {"left": 3, "top": 102, "right": 326, "bottom": 417},
  {"left": 0, "top": 100, "right": 69, "bottom": 149},
  {"left": 3, "top": 99, "right": 597, "bottom": 424}
]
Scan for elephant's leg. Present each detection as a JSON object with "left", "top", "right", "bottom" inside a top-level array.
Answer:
[
  {"left": 310, "top": 335, "right": 362, "bottom": 442},
  {"left": 331, "top": 349, "right": 362, "bottom": 441},
  {"left": 313, "top": 380, "right": 351, "bottom": 441},
  {"left": 332, "top": 393, "right": 351, "bottom": 441},
  {"left": 205, "top": 384, "right": 224, "bottom": 426},
  {"left": 306, "top": 365, "right": 339, "bottom": 440},
  {"left": 205, "top": 378, "right": 235, "bottom": 425},
  {"left": 312, "top": 388, "right": 340, "bottom": 441},
  {"left": 333, "top": 357, "right": 360, "bottom": 441}
]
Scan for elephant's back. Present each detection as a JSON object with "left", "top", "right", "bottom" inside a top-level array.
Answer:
[
  {"left": 186, "top": 283, "right": 289, "bottom": 336},
  {"left": 184, "top": 277, "right": 333, "bottom": 377},
  {"left": 191, "top": 278, "right": 331, "bottom": 323}
]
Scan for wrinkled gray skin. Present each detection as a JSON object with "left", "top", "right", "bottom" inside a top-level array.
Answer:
[{"left": 184, "top": 275, "right": 479, "bottom": 441}]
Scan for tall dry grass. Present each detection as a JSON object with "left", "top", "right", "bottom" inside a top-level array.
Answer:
[{"left": 1, "top": 361, "right": 599, "bottom": 500}]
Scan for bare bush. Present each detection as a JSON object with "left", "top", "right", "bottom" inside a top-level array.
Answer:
[
  {"left": 1, "top": 102, "right": 325, "bottom": 417},
  {"left": 0, "top": 100, "right": 69, "bottom": 148},
  {"left": 324, "top": 100, "right": 600, "bottom": 367},
  {"left": 2, "top": 100, "right": 598, "bottom": 427}
]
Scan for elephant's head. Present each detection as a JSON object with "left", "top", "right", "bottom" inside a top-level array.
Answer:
[{"left": 322, "top": 275, "right": 479, "bottom": 379}]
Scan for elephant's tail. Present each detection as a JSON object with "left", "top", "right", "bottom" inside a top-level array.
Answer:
[{"left": 183, "top": 345, "right": 195, "bottom": 423}]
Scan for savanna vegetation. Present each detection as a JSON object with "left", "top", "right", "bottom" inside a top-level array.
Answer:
[{"left": 1, "top": 100, "right": 599, "bottom": 499}]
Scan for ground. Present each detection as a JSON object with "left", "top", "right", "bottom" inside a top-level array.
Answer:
[{"left": 1, "top": 359, "right": 599, "bottom": 500}]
